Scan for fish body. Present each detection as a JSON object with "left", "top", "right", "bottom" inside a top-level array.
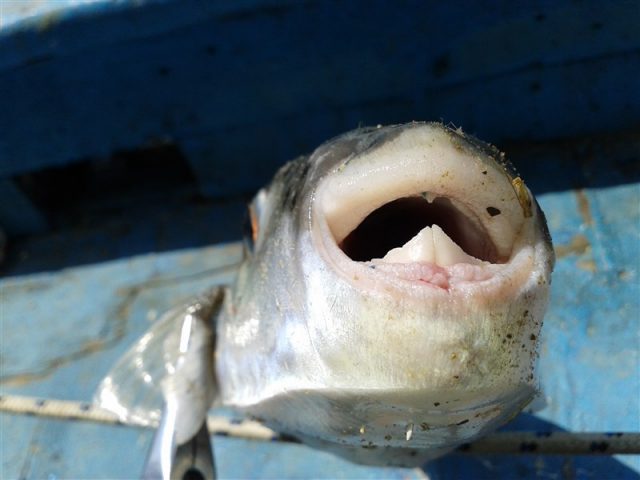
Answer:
[
  {"left": 97, "top": 122, "right": 554, "bottom": 466},
  {"left": 215, "top": 122, "right": 554, "bottom": 465}
]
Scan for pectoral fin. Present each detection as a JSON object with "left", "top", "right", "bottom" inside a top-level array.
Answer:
[{"left": 94, "top": 287, "right": 225, "bottom": 444}]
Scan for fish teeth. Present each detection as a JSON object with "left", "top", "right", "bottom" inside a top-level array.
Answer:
[{"left": 381, "top": 224, "right": 486, "bottom": 266}]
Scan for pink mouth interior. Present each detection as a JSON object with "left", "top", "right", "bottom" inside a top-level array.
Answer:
[{"left": 338, "top": 196, "right": 499, "bottom": 264}]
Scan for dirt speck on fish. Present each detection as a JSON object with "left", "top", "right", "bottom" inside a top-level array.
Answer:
[{"left": 97, "top": 122, "right": 555, "bottom": 466}]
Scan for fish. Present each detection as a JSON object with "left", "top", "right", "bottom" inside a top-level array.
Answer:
[{"left": 96, "top": 122, "right": 554, "bottom": 467}]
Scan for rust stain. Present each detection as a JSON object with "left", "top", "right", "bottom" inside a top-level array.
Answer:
[
  {"left": 575, "top": 189, "right": 593, "bottom": 226},
  {"left": 577, "top": 259, "right": 597, "bottom": 272},
  {"left": 555, "top": 234, "right": 591, "bottom": 259},
  {"left": 1, "top": 339, "right": 109, "bottom": 387}
]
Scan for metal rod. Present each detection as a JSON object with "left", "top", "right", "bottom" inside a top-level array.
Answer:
[
  {"left": 142, "top": 403, "right": 179, "bottom": 480},
  {"left": 2, "top": 394, "right": 639, "bottom": 456},
  {"left": 456, "top": 432, "right": 640, "bottom": 455}
]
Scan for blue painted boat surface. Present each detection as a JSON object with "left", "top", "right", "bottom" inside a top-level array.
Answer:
[{"left": 0, "top": 1, "right": 639, "bottom": 478}]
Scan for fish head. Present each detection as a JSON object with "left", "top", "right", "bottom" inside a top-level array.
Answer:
[{"left": 218, "top": 122, "right": 554, "bottom": 465}]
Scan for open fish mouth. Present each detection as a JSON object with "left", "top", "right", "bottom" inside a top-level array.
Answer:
[
  {"left": 339, "top": 195, "right": 499, "bottom": 264},
  {"left": 314, "top": 124, "right": 540, "bottom": 291}
]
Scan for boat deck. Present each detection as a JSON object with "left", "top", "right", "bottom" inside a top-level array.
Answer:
[{"left": 1, "top": 1, "right": 638, "bottom": 478}]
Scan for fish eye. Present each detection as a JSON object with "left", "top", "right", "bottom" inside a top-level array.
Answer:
[{"left": 242, "top": 204, "right": 259, "bottom": 255}]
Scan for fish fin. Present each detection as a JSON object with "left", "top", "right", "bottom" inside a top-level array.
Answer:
[{"left": 94, "top": 287, "right": 224, "bottom": 442}]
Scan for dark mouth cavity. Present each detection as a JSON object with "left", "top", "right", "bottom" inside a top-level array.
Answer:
[{"left": 339, "top": 196, "right": 499, "bottom": 263}]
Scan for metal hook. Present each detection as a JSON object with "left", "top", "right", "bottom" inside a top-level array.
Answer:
[{"left": 142, "top": 404, "right": 216, "bottom": 480}]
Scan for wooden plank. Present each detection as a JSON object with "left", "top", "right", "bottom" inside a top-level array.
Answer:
[{"left": 0, "top": 0, "right": 638, "bottom": 195}]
